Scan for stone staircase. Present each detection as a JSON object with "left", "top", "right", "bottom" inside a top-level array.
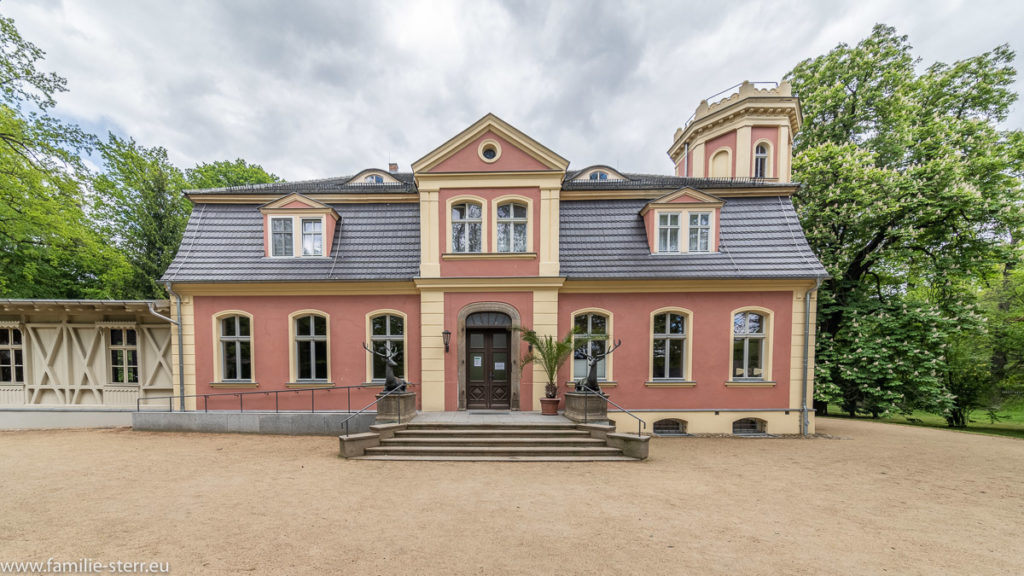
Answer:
[{"left": 340, "top": 418, "right": 648, "bottom": 462}]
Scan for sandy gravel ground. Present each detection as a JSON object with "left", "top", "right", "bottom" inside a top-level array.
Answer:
[{"left": 1, "top": 419, "right": 1022, "bottom": 576}]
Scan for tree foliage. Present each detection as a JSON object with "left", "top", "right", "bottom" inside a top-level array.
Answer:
[
  {"left": 0, "top": 14, "right": 130, "bottom": 298},
  {"left": 186, "top": 158, "right": 280, "bottom": 189},
  {"left": 787, "top": 25, "right": 1024, "bottom": 416}
]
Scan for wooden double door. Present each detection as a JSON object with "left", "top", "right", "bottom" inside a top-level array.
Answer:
[{"left": 466, "top": 328, "right": 511, "bottom": 410}]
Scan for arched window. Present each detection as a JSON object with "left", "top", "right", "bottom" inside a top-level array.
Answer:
[
  {"left": 452, "top": 202, "right": 483, "bottom": 253},
  {"left": 652, "top": 311, "right": 687, "bottom": 379},
  {"left": 588, "top": 171, "right": 609, "bottom": 180},
  {"left": 497, "top": 202, "right": 528, "bottom": 253},
  {"left": 364, "top": 174, "right": 384, "bottom": 184},
  {"left": 0, "top": 327, "right": 24, "bottom": 383},
  {"left": 220, "top": 315, "right": 252, "bottom": 381},
  {"left": 733, "top": 418, "right": 766, "bottom": 435},
  {"left": 732, "top": 311, "right": 766, "bottom": 379},
  {"left": 370, "top": 313, "right": 405, "bottom": 380},
  {"left": 653, "top": 419, "right": 688, "bottom": 436},
  {"left": 710, "top": 149, "right": 731, "bottom": 178},
  {"left": 295, "top": 314, "right": 328, "bottom": 381},
  {"left": 573, "top": 312, "right": 609, "bottom": 380},
  {"left": 753, "top": 144, "right": 769, "bottom": 178}
]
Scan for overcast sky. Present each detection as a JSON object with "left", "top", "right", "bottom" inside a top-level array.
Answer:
[{"left": 5, "top": 0, "right": 1023, "bottom": 180}]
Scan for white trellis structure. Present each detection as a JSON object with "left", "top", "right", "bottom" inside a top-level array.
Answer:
[{"left": 0, "top": 300, "right": 173, "bottom": 408}]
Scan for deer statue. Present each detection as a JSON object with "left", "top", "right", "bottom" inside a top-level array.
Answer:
[
  {"left": 575, "top": 339, "right": 623, "bottom": 395},
  {"left": 362, "top": 341, "right": 408, "bottom": 393}
]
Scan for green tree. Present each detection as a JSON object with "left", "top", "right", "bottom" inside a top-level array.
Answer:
[
  {"left": 92, "top": 134, "right": 190, "bottom": 299},
  {"left": 0, "top": 14, "right": 129, "bottom": 297},
  {"left": 786, "top": 25, "right": 1024, "bottom": 416},
  {"left": 186, "top": 158, "right": 280, "bottom": 189}
]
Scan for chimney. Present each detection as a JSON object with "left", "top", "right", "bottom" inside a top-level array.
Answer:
[{"left": 388, "top": 162, "right": 399, "bottom": 173}]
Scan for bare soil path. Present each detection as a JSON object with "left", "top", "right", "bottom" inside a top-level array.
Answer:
[{"left": 1, "top": 418, "right": 1022, "bottom": 575}]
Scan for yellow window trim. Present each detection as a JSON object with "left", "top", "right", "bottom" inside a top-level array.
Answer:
[
  {"left": 442, "top": 252, "right": 537, "bottom": 260},
  {"left": 569, "top": 307, "right": 614, "bottom": 382},
  {"left": 490, "top": 194, "right": 534, "bottom": 254},
  {"left": 652, "top": 209, "right": 716, "bottom": 254},
  {"left": 444, "top": 194, "right": 488, "bottom": 255},
  {"left": 287, "top": 309, "right": 332, "bottom": 384},
  {"left": 648, "top": 307, "right": 694, "bottom": 382},
  {"left": 211, "top": 310, "right": 255, "bottom": 384},
  {"left": 752, "top": 138, "right": 775, "bottom": 179},
  {"left": 268, "top": 215, "right": 328, "bottom": 258},
  {"left": 728, "top": 306, "right": 774, "bottom": 382},
  {"left": 364, "top": 309, "right": 409, "bottom": 384}
]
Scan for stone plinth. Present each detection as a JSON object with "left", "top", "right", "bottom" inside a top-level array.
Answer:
[
  {"left": 563, "top": 391, "right": 609, "bottom": 423},
  {"left": 375, "top": 391, "right": 417, "bottom": 424}
]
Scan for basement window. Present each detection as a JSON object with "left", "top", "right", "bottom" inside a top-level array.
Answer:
[
  {"left": 732, "top": 418, "right": 766, "bottom": 436},
  {"left": 653, "top": 419, "right": 688, "bottom": 436}
]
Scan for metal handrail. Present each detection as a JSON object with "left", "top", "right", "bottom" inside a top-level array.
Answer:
[
  {"left": 136, "top": 384, "right": 377, "bottom": 414},
  {"left": 683, "top": 81, "right": 781, "bottom": 127},
  {"left": 577, "top": 383, "right": 647, "bottom": 438},
  {"left": 338, "top": 383, "right": 417, "bottom": 437}
]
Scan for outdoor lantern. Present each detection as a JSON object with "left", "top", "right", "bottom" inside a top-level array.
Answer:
[{"left": 442, "top": 329, "right": 451, "bottom": 353}]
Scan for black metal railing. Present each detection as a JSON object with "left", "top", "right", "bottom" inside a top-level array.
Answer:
[
  {"left": 137, "top": 384, "right": 379, "bottom": 414},
  {"left": 338, "top": 384, "right": 415, "bottom": 437},
  {"left": 577, "top": 383, "right": 647, "bottom": 438}
]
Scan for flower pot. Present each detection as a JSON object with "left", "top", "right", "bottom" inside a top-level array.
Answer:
[{"left": 540, "top": 397, "right": 560, "bottom": 415}]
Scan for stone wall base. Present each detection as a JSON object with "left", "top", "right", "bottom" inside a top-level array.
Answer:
[
  {"left": 563, "top": 392, "right": 609, "bottom": 423},
  {"left": 375, "top": 392, "right": 417, "bottom": 424}
]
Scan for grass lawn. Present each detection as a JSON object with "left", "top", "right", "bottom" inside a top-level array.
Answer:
[{"left": 822, "top": 402, "right": 1024, "bottom": 439}]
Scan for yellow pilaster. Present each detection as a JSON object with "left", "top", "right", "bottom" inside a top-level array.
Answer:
[
  {"left": 735, "top": 126, "right": 752, "bottom": 179},
  {"left": 539, "top": 187, "right": 561, "bottom": 276},
  {"left": 419, "top": 290, "right": 446, "bottom": 411},
  {"left": 779, "top": 125, "right": 792, "bottom": 182},
  {"left": 419, "top": 190, "right": 440, "bottom": 278},
  {"left": 530, "top": 288, "right": 561, "bottom": 410},
  {"left": 691, "top": 143, "right": 705, "bottom": 178}
]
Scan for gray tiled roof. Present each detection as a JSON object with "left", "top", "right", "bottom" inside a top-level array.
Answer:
[
  {"left": 185, "top": 172, "right": 418, "bottom": 196},
  {"left": 162, "top": 202, "right": 420, "bottom": 282},
  {"left": 562, "top": 171, "right": 795, "bottom": 191},
  {"left": 559, "top": 196, "right": 827, "bottom": 279}
]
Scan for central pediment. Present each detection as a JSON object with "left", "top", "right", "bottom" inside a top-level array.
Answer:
[{"left": 412, "top": 113, "right": 570, "bottom": 175}]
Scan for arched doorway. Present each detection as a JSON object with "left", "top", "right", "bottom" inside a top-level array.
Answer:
[{"left": 456, "top": 303, "right": 521, "bottom": 410}]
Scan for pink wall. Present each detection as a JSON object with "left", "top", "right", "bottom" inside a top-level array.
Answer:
[
  {"left": 704, "top": 131, "right": 737, "bottom": 178},
  {"left": 194, "top": 294, "right": 421, "bottom": 411},
  {"left": 438, "top": 187, "right": 542, "bottom": 277},
  {"left": 751, "top": 126, "right": 780, "bottom": 177},
  {"left": 442, "top": 292, "right": 534, "bottom": 411},
  {"left": 556, "top": 291, "right": 794, "bottom": 409},
  {"left": 430, "top": 130, "right": 549, "bottom": 173}
]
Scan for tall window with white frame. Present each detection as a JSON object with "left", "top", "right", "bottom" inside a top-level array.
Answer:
[
  {"left": 688, "top": 212, "right": 711, "bottom": 252},
  {"left": 652, "top": 312, "right": 686, "bottom": 379},
  {"left": 220, "top": 316, "right": 252, "bottom": 382},
  {"left": 295, "top": 315, "right": 328, "bottom": 381},
  {"left": 574, "top": 313, "right": 608, "bottom": 380},
  {"left": 733, "top": 311, "right": 766, "bottom": 379},
  {"left": 370, "top": 314, "right": 404, "bottom": 380},
  {"left": 753, "top": 144, "right": 768, "bottom": 178},
  {"left": 110, "top": 328, "right": 139, "bottom": 384},
  {"left": 0, "top": 328, "right": 24, "bottom": 383},
  {"left": 301, "top": 219, "right": 323, "bottom": 256},
  {"left": 452, "top": 202, "right": 482, "bottom": 253},
  {"left": 497, "top": 202, "right": 527, "bottom": 253},
  {"left": 658, "top": 213, "right": 679, "bottom": 252},
  {"left": 271, "top": 218, "right": 293, "bottom": 257}
]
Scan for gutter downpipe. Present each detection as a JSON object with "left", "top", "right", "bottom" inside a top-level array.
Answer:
[
  {"left": 153, "top": 282, "right": 186, "bottom": 412},
  {"left": 801, "top": 278, "right": 823, "bottom": 436}
]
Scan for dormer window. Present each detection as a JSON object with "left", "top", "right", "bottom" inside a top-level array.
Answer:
[
  {"left": 574, "top": 166, "right": 626, "bottom": 182},
  {"left": 688, "top": 213, "right": 711, "bottom": 252},
  {"left": 658, "top": 214, "right": 679, "bottom": 252},
  {"left": 301, "top": 219, "right": 323, "bottom": 256},
  {"left": 271, "top": 218, "right": 294, "bottom": 257},
  {"left": 589, "top": 171, "right": 609, "bottom": 181},
  {"left": 364, "top": 174, "right": 384, "bottom": 184}
]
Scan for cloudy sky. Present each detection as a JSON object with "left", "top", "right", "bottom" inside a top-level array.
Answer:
[{"left": 5, "top": 0, "right": 1023, "bottom": 179}]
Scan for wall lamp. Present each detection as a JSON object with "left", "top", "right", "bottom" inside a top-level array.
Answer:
[{"left": 442, "top": 330, "right": 452, "bottom": 353}]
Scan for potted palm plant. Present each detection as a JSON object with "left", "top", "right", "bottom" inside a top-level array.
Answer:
[{"left": 517, "top": 327, "right": 583, "bottom": 415}]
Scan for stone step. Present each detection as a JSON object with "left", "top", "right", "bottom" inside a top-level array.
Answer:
[
  {"left": 394, "top": 428, "right": 591, "bottom": 438},
  {"left": 353, "top": 454, "right": 640, "bottom": 462},
  {"left": 405, "top": 422, "right": 579, "bottom": 430},
  {"left": 363, "top": 445, "right": 624, "bottom": 457},
  {"left": 381, "top": 437, "right": 606, "bottom": 447}
]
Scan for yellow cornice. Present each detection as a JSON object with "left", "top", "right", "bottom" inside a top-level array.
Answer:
[
  {"left": 561, "top": 279, "right": 816, "bottom": 293},
  {"left": 669, "top": 98, "right": 802, "bottom": 161},
  {"left": 192, "top": 193, "right": 418, "bottom": 204},
  {"left": 640, "top": 201, "right": 722, "bottom": 216},
  {"left": 441, "top": 252, "right": 538, "bottom": 260},
  {"left": 414, "top": 277, "right": 566, "bottom": 292},
  {"left": 412, "top": 113, "right": 570, "bottom": 174},
  {"left": 259, "top": 207, "right": 340, "bottom": 221},
  {"left": 415, "top": 171, "right": 565, "bottom": 192},
  {"left": 170, "top": 281, "right": 419, "bottom": 296}
]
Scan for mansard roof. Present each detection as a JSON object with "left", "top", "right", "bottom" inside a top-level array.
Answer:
[{"left": 559, "top": 196, "right": 828, "bottom": 279}]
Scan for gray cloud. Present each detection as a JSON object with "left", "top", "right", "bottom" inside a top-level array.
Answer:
[{"left": 5, "top": 0, "right": 1022, "bottom": 180}]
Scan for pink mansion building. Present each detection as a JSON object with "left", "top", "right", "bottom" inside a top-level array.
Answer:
[{"left": 162, "top": 81, "right": 826, "bottom": 435}]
